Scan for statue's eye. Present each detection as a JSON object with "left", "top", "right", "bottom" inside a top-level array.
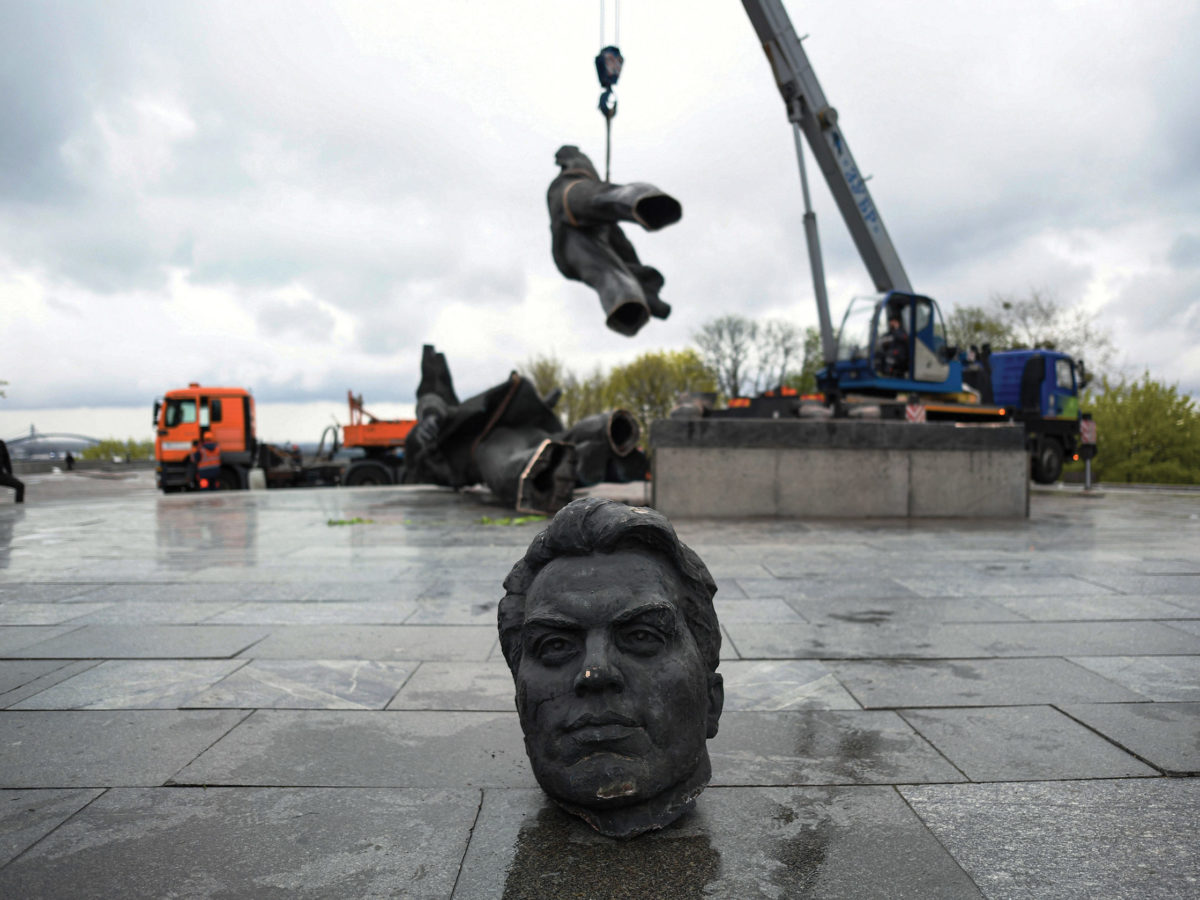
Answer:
[
  {"left": 619, "top": 626, "right": 665, "bottom": 654},
  {"left": 533, "top": 635, "right": 577, "bottom": 663}
]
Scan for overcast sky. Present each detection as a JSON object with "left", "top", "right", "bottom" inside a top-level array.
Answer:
[{"left": 3, "top": 0, "right": 1199, "bottom": 441}]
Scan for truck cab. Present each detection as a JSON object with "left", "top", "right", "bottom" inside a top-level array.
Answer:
[
  {"left": 989, "top": 349, "right": 1086, "bottom": 483},
  {"left": 153, "top": 384, "right": 256, "bottom": 491},
  {"left": 824, "top": 292, "right": 963, "bottom": 397}
]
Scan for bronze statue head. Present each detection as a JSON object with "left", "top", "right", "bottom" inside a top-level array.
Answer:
[{"left": 499, "top": 498, "right": 723, "bottom": 838}]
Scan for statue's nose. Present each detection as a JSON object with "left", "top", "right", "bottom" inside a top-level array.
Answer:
[{"left": 574, "top": 634, "right": 624, "bottom": 694}]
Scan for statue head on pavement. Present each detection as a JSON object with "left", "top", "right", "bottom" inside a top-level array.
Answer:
[{"left": 499, "top": 497, "right": 723, "bottom": 838}]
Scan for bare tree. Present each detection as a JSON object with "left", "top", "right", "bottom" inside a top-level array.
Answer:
[
  {"left": 990, "top": 288, "right": 1115, "bottom": 373},
  {"left": 693, "top": 315, "right": 758, "bottom": 397},
  {"left": 756, "top": 319, "right": 804, "bottom": 391}
]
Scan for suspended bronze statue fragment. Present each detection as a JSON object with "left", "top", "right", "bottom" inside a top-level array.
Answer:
[
  {"left": 402, "top": 345, "right": 646, "bottom": 515},
  {"left": 547, "top": 146, "right": 682, "bottom": 337},
  {"left": 499, "top": 498, "right": 724, "bottom": 838}
]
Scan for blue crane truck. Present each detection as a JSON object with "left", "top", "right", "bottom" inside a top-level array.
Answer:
[{"left": 733, "top": 2, "right": 1096, "bottom": 483}]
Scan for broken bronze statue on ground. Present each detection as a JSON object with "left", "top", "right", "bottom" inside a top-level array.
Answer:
[
  {"left": 402, "top": 345, "right": 646, "bottom": 515},
  {"left": 547, "top": 145, "right": 682, "bottom": 337},
  {"left": 499, "top": 498, "right": 724, "bottom": 838}
]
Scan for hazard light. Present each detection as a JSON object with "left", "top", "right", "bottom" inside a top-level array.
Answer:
[
  {"left": 998, "top": 408, "right": 1006, "bottom": 416},
  {"left": 199, "top": 478, "right": 209, "bottom": 488},
  {"left": 1072, "top": 454, "right": 1079, "bottom": 461},
  {"left": 729, "top": 398, "right": 751, "bottom": 408}
]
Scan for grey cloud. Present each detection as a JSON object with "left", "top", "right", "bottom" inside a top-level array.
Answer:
[
  {"left": 1168, "top": 234, "right": 1200, "bottom": 269},
  {"left": 254, "top": 297, "right": 336, "bottom": 342}
]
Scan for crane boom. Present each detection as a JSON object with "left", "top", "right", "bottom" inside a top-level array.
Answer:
[{"left": 742, "top": 0, "right": 911, "bottom": 298}]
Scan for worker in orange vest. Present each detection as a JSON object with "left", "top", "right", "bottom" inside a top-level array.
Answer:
[{"left": 193, "top": 430, "right": 221, "bottom": 490}]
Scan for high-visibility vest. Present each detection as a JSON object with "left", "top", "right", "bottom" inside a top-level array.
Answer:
[{"left": 196, "top": 441, "right": 221, "bottom": 469}]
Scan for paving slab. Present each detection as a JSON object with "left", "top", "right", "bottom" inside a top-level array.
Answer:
[
  {"left": 188, "top": 660, "right": 416, "bottom": 710},
  {"left": 0, "top": 710, "right": 249, "bottom": 787},
  {"left": 0, "top": 625, "right": 82, "bottom": 656},
  {"left": 205, "top": 601, "right": 419, "bottom": 625},
  {"left": 959, "top": 620, "right": 1200, "bottom": 656},
  {"left": 171, "top": 709, "right": 534, "bottom": 787},
  {"left": 10, "top": 659, "right": 246, "bottom": 709},
  {"left": 0, "top": 660, "right": 74, "bottom": 695},
  {"left": 68, "top": 601, "right": 239, "bottom": 624},
  {"left": 1061, "top": 701, "right": 1200, "bottom": 774},
  {"left": 895, "top": 573, "right": 1109, "bottom": 597},
  {"left": 10, "top": 624, "right": 270, "bottom": 659},
  {"left": 0, "top": 584, "right": 101, "bottom": 602},
  {"left": 0, "top": 661, "right": 101, "bottom": 708},
  {"left": 241, "top": 625, "right": 495, "bottom": 660},
  {"left": 1068, "top": 655, "right": 1200, "bottom": 701},
  {"left": 790, "top": 596, "right": 1025, "bottom": 625},
  {"left": 829, "top": 658, "right": 1148, "bottom": 708},
  {"left": 454, "top": 786, "right": 983, "bottom": 899},
  {"left": 992, "top": 593, "right": 1197, "bottom": 620},
  {"left": 1077, "top": 573, "right": 1200, "bottom": 595},
  {"left": 1165, "top": 618, "right": 1200, "bottom": 637},
  {"left": 901, "top": 779, "right": 1200, "bottom": 900},
  {"left": 387, "top": 661, "right": 515, "bottom": 711},
  {"left": 723, "top": 622, "right": 984, "bottom": 659},
  {"left": 0, "top": 787, "right": 479, "bottom": 899},
  {"left": 709, "top": 710, "right": 965, "bottom": 785},
  {"left": 713, "top": 597, "right": 807, "bottom": 624},
  {"left": 719, "top": 660, "right": 861, "bottom": 711},
  {"left": 404, "top": 599, "right": 500, "bottom": 626},
  {"left": 0, "top": 603, "right": 110, "bottom": 625},
  {"left": 0, "top": 788, "right": 103, "bottom": 867},
  {"left": 898, "top": 706, "right": 1158, "bottom": 781}
]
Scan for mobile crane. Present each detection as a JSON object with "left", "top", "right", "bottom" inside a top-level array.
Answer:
[{"left": 739, "top": 0, "right": 1094, "bottom": 482}]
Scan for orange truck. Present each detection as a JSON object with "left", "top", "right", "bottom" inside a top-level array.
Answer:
[{"left": 153, "top": 384, "right": 415, "bottom": 492}]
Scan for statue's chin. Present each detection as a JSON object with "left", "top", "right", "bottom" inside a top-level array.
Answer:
[{"left": 546, "top": 750, "right": 712, "bottom": 840}]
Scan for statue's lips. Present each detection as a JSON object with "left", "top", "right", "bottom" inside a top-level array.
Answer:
[{"left": 563, "top": 712, "right": 641, "bottom": 744}]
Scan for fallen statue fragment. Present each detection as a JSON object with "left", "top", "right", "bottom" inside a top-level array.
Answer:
[
  {"left": 547, "top": 145, "right": 682, "bottom": 337},
  {"left": 499, "top": 498, "right": 724, "bottom": 838},
  {"left": 402, "top": 345, "right": 646, "bottom": 515}
]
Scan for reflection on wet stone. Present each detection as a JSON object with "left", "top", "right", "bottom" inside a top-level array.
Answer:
[
  {"left": 501, "top": 806, "right": 720, "bottom": 899},
  {"left": 766, "top": 802, "right": 833, "bottom": 897}
]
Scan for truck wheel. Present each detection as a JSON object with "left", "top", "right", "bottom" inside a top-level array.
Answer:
[
  {"left": 1033, "top": 439, "right": 1064, "bottom": 484},
  {"left": 219, "top": 466, "right": 243, "bottom": 490},
  {"left": 344, "top": 462, "right": 393, "bottom": 487}
]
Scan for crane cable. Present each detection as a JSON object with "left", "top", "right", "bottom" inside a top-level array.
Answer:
[{"left": 595, "top": 0, "right": 622, "bottom": 181}]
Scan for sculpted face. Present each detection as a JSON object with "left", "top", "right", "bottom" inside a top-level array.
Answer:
[{"left": 514, "top": 549, "right": 720, "bottom": 815}]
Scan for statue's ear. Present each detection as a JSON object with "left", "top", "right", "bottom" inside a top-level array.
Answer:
[{"left": 706, "top": 673, "right": 724, "bottom": 739}]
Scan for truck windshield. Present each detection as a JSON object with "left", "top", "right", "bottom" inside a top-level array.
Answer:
[
  {"left": 164, "top": 398, "right": 197, "bottom": 427},
  {"left": 836, "top": 296, "right": 884, "bottom": 363}
]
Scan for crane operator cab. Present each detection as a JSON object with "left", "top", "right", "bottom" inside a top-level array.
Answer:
[{"left": 828, "top": 292, "right": 962, "bottom": 396}]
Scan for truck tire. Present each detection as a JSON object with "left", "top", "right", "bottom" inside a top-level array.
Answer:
[
  {"left": 220, "top": 465, "right": 243, "bottom": 490},
  {"left": 1033, "top": 439, "right": 1063, "bottom": 484},
  {"left": 344, "top": 461, "right": 393, "bottom": 487}
]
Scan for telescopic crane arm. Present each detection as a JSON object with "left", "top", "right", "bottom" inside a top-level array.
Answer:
[{"left": 742, "top": 0, "right": 912, "bottom": 364}]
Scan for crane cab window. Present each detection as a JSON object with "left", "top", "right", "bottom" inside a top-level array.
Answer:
[
  {"left": 836, "top": 296, "right": 882, "bottom": 363},
  {"left": 164, "top": 398, "right": 197, "bottom": 427}
]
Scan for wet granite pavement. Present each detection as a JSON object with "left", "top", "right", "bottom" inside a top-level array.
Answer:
[{"left": 0, "top": 472, "right": 1198, "bottom": 897}]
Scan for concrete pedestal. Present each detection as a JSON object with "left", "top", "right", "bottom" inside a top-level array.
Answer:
[{"left": 650, "top": 419, "right": 1028, "bottom": 518}]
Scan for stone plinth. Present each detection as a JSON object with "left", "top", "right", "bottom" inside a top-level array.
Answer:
[{"left": 650, "top": 419, "right": 1028, "bottom": 518}]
